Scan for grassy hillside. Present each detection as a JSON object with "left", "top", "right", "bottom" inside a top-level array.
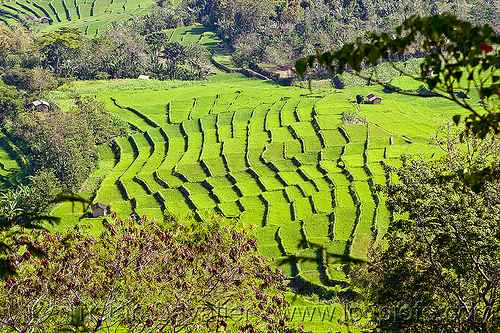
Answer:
[
  {"left": 164, "top": 24, "right": 220, "bottom": 50},
  {"left": 0, "top": 1, "right": 223, "bottom": 41},
  {"left": 50, "top": 74, "right": 471, "bottom": 296}
]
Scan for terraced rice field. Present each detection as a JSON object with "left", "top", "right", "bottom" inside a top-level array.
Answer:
[
  {"left": 0, "top": 0, "right": 219, "bottom": 42},
  {"left": 54, "top": 73, "right": 469, "bottom": 290},
  {"left": 0, "top": 0, "right": 154, "bottom": 35},
  {"left": 0, "top": 131, "right": 27, "bottom": 190},
  {"left": 164, "top": 23, "right": 222, "bottom": 53},
  {"left": 162, "top": 23, "right": 234, "bottom": 68}
]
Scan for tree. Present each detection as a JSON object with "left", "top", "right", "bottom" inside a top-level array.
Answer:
[
  {"left": 71, "top": 35, "right": 115, "bottom": 80},
  {"left": 26, "top": 66, "right": 57, "bottom": 92},
  {"left": 8, "top": 95, "right": 127, "bottom": 191},
  {"left": 295, "top": 14, "right": 500, "bottom": 190},
  {"left": 295, "top": 14, "right": 500, "bottom": 138},
  {"left": 1, "top": 67, "right": 30, "bottom": 90},
  {"left": 185, "top": 0, "right": 275, "bottom": 42},
  {"left": 292, "top": 15, "right": 500, "bottom": 331},
  {"left": 0, "top": 25, "right": 34, "bottom": 67},
  {"left": 22, "top": 169, "right": 62, "bottom": 214},
  {"left": 0, "top": 213, "right": 291, "bottom": 332},
  {"left": 0, "top": 192, "right": 89, "bottom": 279},
  {"left": 75, "top": 95, "right": 129, "bottom": 145},
  {"left": 351, "top": 125, "right": 500, "bottom": 332},
  {"left": 0, "top": 185, "right": 31, "bottom": 223},
  {"left": 102, "top": 23, "right": 149, "bottom": 78},
  {"left": 158, "top": 42, "right": 190, "bottom": 80},
  {"left": 161, "top": 41, "right": 187, "bottom": 65},
  {"left": 0, "top": 83, "right": 24, "bottom": 119},
  {"left": 145, "top": 31, "right": 170, "bottom": 55},
  {"left": 183, "top": 42, "right": 211, "bottom": 78},
  {"left": 132, "top": 3, "right": 180, "bottom": 35},
  {"left": 36, "top": 27, "right": 82, "bottom": 75},
  {"left": 10, "top": 108, "right": 97, "bottom": 191}
]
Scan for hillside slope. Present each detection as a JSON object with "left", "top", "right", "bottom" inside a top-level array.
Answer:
[
  {"left": 51, "top": 74, "right": 470, "bottom": 291},
  {"left": 0, "top": 0, "right": 154, "bottom": 35}
]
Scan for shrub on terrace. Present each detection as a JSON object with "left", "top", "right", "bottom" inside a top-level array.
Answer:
[
  {"left": 341, "top": 109, "right": 366, "bottom": 125},
  {"left": 7, "top": 95, "right": 128, "bottom": 192}
]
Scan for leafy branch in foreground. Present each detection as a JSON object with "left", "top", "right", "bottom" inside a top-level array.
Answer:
[
  {"left": 0, "top": 193, "right": 90, "bottom": 280},
  {"left": 295, "top": 14, "right": 500, "bottom": 138},
  {"left": 0, "top": 212, "right": 291, "bottom": 332},
  {"left": 352, "top": 128, "right": 500, "bottom": 332},
  {"left": 430, "top": 121, "right": 500, "bottom": 192}
]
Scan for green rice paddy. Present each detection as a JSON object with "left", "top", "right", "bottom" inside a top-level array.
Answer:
[
  {"left": 0, "top": 131, "right": 26, "bottom": 189},
  {"left": 0, "top": 0, "right": 223, "bottom": 47},
  {"left": 164, "top": 23, "right": 222, "bottom": 52},
  {"left": 45, "top": 73, "right": 473, "bottom": 294}
]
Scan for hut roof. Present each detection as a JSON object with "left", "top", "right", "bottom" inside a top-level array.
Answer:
[
  {"left": 91, "top": 202, "right": 106, "bottom": 211},
  {"left": 138, "top": 74, "right": 150, "bottom": 79},
  {"left": 367, "top": 94, "right": 383, "bottom": 102},
  {"left": 32, "top": 100, "right": 49, "bottom": 107}
]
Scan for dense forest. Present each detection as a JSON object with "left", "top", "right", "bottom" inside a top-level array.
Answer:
[
  {"left": 0, "top": 0, "right": 499, "bottom": 331},
  {"left": 1, "top": 0, "right": 499, "bottom": 80}
]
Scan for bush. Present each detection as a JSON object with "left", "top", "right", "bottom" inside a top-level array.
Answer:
[
  {"left": 94, "top": 71, "right": 110, "bottom": 80},
  {"left": 341, "top": 109, "right": 366, "bottom": 125},
  {"left": 22, "top": 169, "right": 62, "bottom": 213},
  {"left": 4, "top": 54, "right": 22, "bottom": 68},
  {"left": 1, "top": 67, "right": 30, "bottom": 90},
  {"left": 355, "top": 94, "right": 364, "bottom": 104},
  {"left": 8, "top": 95, "right": 128, "bottom": 191},
  {"left": 27, "top": 67, "right": 57, "bottom": 92},
  {"left": 75, "top": 95, "right": 129, "bottom": 144},
  {"left": 0, "top": 83, "right": 24, "bottom": 119},
  {"left": 0, "top": 213, "right": 290, "bottom": 332}
]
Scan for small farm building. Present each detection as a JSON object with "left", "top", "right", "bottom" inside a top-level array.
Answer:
[
  {"left": 32, "top": 100, "right": 50, "bottom": 111},
  {"left": 138, "top": 74, "right": 150, "bottom": 79},
  {"left": 91, "top": 202, "right": 107, "bottom": 217},
  {"left": 367, "top": 94, "right": 383, "bottom": 104}
]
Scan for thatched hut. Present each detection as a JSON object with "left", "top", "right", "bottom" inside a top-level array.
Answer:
[
  {"left": 91, "top": 202, "right": 106, "bottom": 218},
  {"left": 367, "top": 94, "right": 383, "bottom": 104}
]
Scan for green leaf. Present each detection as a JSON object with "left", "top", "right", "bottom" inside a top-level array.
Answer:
[
  {"left": 453, "top": 115, "right": 461, "bottom": 125},
  {"left": 307, "top": 55, "right": 316, "bottom": 68},
  {"left": 295, "top": 58, "right": 308, "bottom": 77},
  {"left": 452, "top": 71, "right": 463, "bottom": 80}
]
